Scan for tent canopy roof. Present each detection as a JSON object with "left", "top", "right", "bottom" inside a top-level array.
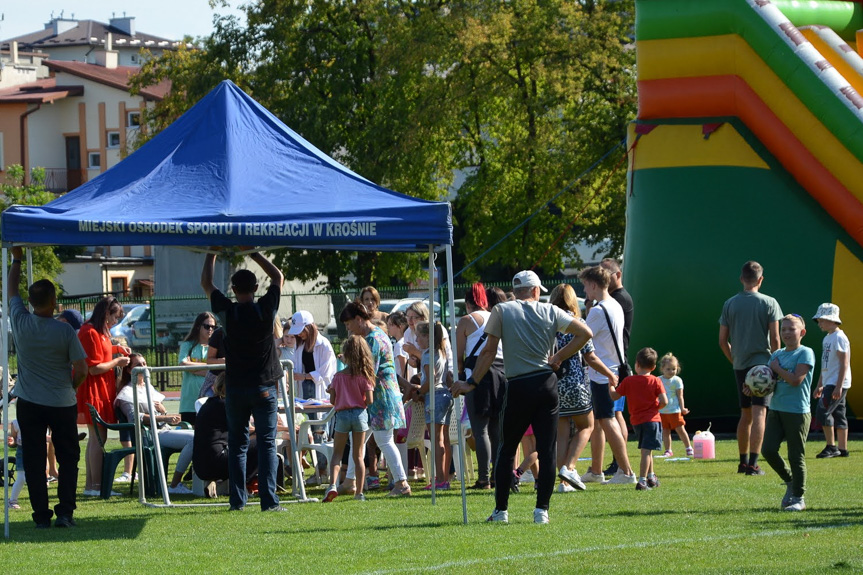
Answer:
[{"left": 2, "top": 80, "right": 452, "bottom": 252}]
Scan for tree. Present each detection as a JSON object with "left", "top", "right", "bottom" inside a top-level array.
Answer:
[
  {"left": 445, "top": 0, "right": 636, "bottom": 280},
  {"left": 130, "top": 0, "right": 636, "bottom": 287},
  {"left": 0, "top": 165, "right": 64, "bottom": 294}
]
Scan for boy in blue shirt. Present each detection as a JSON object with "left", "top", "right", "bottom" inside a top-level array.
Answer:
[{"left": 758, "top": 314, "right": 815, "bottom": 511}]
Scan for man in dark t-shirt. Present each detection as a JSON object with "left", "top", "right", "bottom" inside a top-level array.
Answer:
[{"left": 201, "top": 249, "right": 285, "bottom": 512}]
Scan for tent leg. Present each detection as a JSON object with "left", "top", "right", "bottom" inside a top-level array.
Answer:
[
  {"left": 2, "top": 248, "right": 9, "bottom": 539},
  {"left": 444, "top": 244, "right": 468, "bottom": 524}
]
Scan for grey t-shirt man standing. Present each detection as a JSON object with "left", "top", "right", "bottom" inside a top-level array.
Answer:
[
  {"left": 7, "top": 246, "right": 87, "bottom": 528},
  {"left": 453, "top": 270, "right": 592, "bottom": 525},
  {"left": 719, "top": 260, "right": 783, "bottom": 476}
]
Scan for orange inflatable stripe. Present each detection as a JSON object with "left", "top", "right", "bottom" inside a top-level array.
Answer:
[{"left": 639, "top": 75, "right": 863, "bottom": 247}]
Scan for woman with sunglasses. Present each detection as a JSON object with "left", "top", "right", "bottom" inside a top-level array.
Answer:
[
  {"left": 77, "top": 296, "right": 131, "bottom": 496},
  {"left": 178, "top": 312, "right": 216, "bottom": 425}
]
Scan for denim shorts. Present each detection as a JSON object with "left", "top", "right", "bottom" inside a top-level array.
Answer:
[
  {"left": 424, "top": 388, "right": 453, "bottom": 425},
  {"left": 590, "top": 381, "right": 615, "bottom": 420},
  {"left": 334, "top": 407, "right": 369, "bottom": 434},
  {"left": 635, "top": 421, "right": 662, "bottom": 451}
]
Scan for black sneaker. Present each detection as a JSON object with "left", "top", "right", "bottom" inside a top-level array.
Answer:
[
  {"left": 745, "top": 465, "right": 765, "bottom": 476},
  {"left": 816, "top": 445, "right": 840, "bottom": 459},
  {"left": 603, "top": 460, "right": 619, "bottom": 477},
  {"left": 35, "top": 522, "right": 51, "bottom": 529},
  {"left": 737, "top": 462, "right": 748, "bottom": 474},
  {"left": 510, "top": 470, "right": 521, "bottom": 494},
  {"left": 55, "top": 515, "right": 76, "bottom": 528},
  {"left": 635, "top": 479, "right": 651, "bottom": 491},
  {"left": 839, "top": 449, "right": 850, "bottom": 458}
]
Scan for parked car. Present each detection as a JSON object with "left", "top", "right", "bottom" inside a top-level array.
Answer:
[{"left": 110, "top": 304, "right": 151, "bottom": 347}]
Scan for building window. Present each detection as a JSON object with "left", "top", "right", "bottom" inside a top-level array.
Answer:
[
  {"left": 127, "top": 111, "right": 141, "bottom": 127},
  {"left": 130, "top": 53, "right": 139, "bottom": 64},
  {"left": 88, "top": 152, "right": 101, "bottom": 169},
  {"left": 107, "top": 131, "right": 121, "bottom": 148}
]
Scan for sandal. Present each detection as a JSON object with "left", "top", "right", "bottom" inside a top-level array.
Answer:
[
  {"left": 387, "top": 485, "right": 412, "bottom": 497},
  {"left": 468, "top": 480, "right": 491, "bottom": 490}
]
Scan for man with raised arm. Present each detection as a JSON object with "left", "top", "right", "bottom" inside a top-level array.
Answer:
[
  {"left": 201, "top": 248, "right": 286, "bottom": 512},
  {"left": 7, "top": 246, "right": 88, "bottom": 528}
]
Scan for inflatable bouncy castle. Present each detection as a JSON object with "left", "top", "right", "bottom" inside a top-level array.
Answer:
[{"left": 627, "top": 0, "right": 863, "bottom": 422}]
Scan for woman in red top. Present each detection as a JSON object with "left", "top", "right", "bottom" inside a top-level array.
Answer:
[{"left": 77, "top": 296, "right": 131, "bottom": 496}]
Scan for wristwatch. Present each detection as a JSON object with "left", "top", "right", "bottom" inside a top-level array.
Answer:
[{"left": 466, "top": 377, "right": 477, "bottom": 388}]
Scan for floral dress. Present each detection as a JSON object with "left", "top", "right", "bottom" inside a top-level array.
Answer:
[
  {"left": 364, "top": 326, "right": 406, "bottom": 430},
  {"left": 556, "top": 316, "right": 594, "bottom": 417}
]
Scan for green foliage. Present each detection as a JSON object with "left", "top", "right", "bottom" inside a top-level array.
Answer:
[
  {"left": 129, "top": 1, "right": 635, "bottom": 288},
  {"left": 0, "top": 165, "right": 64, "bottom": 293}
]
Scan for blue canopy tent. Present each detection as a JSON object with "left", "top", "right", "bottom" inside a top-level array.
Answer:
[{"left": 1, "top": 80, "right": 463, "bottom": 534}]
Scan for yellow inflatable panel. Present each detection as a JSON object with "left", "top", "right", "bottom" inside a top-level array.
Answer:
[
  {"left": 832, "top": 240, "right": 863, "bottom": 416},
  {"left": 627, "top": 124, "right": 769, "bottom": 170},
  {"left": 638, "top": 35, "right": 863, "bottom": 203}
]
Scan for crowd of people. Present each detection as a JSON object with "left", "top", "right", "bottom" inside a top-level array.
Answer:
[{"left": 4, "top": 250, "right": 853, "bottom": 526}]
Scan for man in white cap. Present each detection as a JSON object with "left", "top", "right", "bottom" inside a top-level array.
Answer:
[
  {"left": 812, "top": 303, "right": 852, "bottom": 458},
  {"left": 453, "top": 270, "right": 593, "bottom": 524}
]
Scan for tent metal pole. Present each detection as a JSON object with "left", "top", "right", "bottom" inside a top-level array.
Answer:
[
  {"left": 445, "top": 244, "right": 468, "bottom": 524},
  {"left": 427, "top": 246, "right": 437, "bottom": 504},
  {"left": 2, "top": 247, "right": 9, "bottom": 539}
]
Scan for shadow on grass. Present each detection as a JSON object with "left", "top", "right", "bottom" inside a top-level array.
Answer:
[{"left": 4, "top": 514, "right": 148, "bottom": 541}]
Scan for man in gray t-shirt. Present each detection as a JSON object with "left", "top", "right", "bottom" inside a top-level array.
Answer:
[
  {"left": 719, "top": 260, "right": 783, "bottom": 476},
  {"left": 453, "top": 270, "right": 592, "bottom": 524},
  {"left": 7, "top": 246, "right": 87, "bottom": 528}
]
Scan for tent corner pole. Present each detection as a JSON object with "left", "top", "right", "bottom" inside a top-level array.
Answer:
[{"left": 2, "top": 247, "right": 9, "bottom": 539}]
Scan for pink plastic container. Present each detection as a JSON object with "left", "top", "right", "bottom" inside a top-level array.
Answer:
[{"left": 692, "top": 424, "right": 715, "bottom": 459}]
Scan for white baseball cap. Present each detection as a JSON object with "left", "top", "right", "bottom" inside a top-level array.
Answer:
[
  {"left": 812, "top": 303, "right": 841, "bottom": 324},
  {"left": 512, "top": 270, "right": 547, "bottom": 293},
  {"left": 288, "top": 310, "right": 315, "bottom": 335}
]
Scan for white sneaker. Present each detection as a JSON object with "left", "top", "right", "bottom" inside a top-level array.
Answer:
[
  {"left": 783, "top": 496, "right": 806, "bottom": 511},
  {"left": 82, "top": 489, "right": 100, "bottom": 497},
  {"left": 115, "top": 472, "right": 137, "bottom": 483},
  {"left": 533, "top": 508, "right": 549, "bottom": 524},
  {"left": 580, "top": 470, "right": 608, "bottom": 484},
  {"left": 608, "top": 469, "right": 638, "bottom": 484},
  {"left": 557, "top": 482, "right": 576, "bottom": 493},
  {"left": 519, "top": 470, "right": 535, "bottom": 484},
  {"left": 558, "top": 465, "right": 586, "bottom": 491},
  {"left": 168, "top": 484, "right": 193, "bottom": 495},
  {"left": 487, "top": 509, "right": 508, "bottom": 523}
]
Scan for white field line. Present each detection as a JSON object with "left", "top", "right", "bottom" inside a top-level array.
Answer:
[{"left": 364, "top": 523, "right": 851, "bottom": 575}]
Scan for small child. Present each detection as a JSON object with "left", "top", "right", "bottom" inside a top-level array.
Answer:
[
  {"left": 760, "top": 314, "right": 815, "bottom": 511},
  {"left": 406, "top": 321, "right": 453, "bottom": 490},
  {"left": 323, "top": 335, "right": 375, "bottom": 503},
  {"left": 610, "top": 348, "right": 668, "bottom": 491},
  {"left": 7, "top": 419, "right": 24, "bottom": 510},
  {"left": 657, "top": 353, "right": 694, "bottom": 458},
  {"left": 812, "top": 303, "right": 851, "bottom": 458}
]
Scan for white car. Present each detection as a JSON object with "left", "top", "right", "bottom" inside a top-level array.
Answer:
[{"left": 110, "top": 304, "right": 151, "bottom": 347}]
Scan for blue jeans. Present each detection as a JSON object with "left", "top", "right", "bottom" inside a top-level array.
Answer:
[{"left": 225, "top": 384, "right": 279, "bottom": 510}]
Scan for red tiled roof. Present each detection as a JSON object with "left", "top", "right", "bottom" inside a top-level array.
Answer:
[
  {"left": 0, "top": 78, "right": 84, "bottom": 103},
  {"left": 45, "top": 60, "right": 170, "bottom": 100}
]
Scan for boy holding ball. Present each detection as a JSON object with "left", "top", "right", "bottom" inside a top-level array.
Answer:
[{"left": 760, "top": 314, "right": 815, "bottom": 511}]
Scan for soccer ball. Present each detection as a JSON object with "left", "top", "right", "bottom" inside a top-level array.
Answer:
[{"left": 745, "top": 365, "right": 775, "bottom": 397}]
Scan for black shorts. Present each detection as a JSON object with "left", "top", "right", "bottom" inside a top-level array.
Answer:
[
  {"left": 590, "top": 381, "right": 615, "bottom": 420},
  {"left": 815, "top": 386, "right": 848, "bottom": 429},
  {"left": 735, "top": 368, "right": 771, "bottom": 409},
  {"left": 634, "top": 421, "right": 662, "bottom": 451}
]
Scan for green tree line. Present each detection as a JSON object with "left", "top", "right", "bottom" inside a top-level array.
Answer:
[{"left": 130, "top": 0, "right": 636, "bottom": 289}]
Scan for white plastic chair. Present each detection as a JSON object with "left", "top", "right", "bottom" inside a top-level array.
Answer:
[
  {"left": 297, "top": 408, "right": 335, "bottom": 485},
  {"left": 404, "top": 401, "right": 429, "bottom": 480},
  {"left": 448, "top": 399, "right": 474, "bottom": 484}
]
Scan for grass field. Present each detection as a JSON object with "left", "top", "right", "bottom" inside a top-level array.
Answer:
[{"left": 2, "top": 438, "right": 862, "bottom": 574}]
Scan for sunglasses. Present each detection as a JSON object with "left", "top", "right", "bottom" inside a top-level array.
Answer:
[{"left": 202, "top": 324, "right": 217, "bottom": 330}]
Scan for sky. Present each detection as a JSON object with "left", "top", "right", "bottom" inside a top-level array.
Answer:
[{"left": 0, "top": 1, "right": 246, "bottom": 42}]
